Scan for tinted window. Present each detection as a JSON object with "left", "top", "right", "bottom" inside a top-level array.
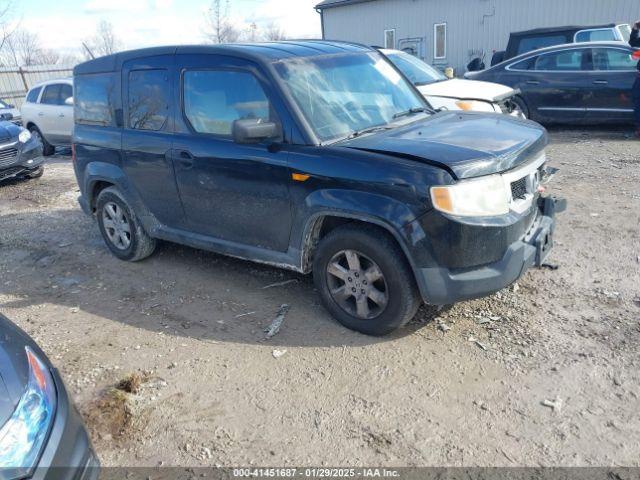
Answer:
[
  {"left": 75, "top": 74, "right": 116, "bottom": 126},
  {"left": 41, "top": 84, "right": 62, "bottom": 105},
  {"left": 575, "top": 29, "right": 616, "bottom": 42},
  {"left": 26, "top": 86, "right": 42, "bottom": 103},
  {"left": 59, "top": 84, "right": 73, "bottom": 104},
  {"left": 510, "top": 57, "right": 536, "bottom": 71},
  {"left": 128, "top": 69, "right": 170, "bottom": 131},
  {"left": 183, "top": 70, "right": 271, "bottom": 136},
  {"left": 592, "top": 48, "right": 637, "bottom": 71},
  {"left": 534, "top": 50, "right": 587, "bottom": 71},
  {"left": 517, "top": 35, "right": 567, "bottom": 55}
]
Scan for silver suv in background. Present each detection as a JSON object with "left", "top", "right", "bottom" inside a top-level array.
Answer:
[{"left": 21, "top": 79, "right": 74, "bottom": 156}]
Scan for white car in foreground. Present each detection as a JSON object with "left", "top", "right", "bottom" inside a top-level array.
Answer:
[{"left": 381, "top": 49, "right": 525, "bottom": 118}]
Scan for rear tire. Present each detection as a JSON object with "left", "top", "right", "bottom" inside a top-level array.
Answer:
[
  {"left": 29, "top": 126, "right": 55, "bottom": 156},
  {"left": 313, "top": 224, "right": 421, "bottom": 336},
  {"left": 96, "top": 187, "right": 156, "bottom": 262}
]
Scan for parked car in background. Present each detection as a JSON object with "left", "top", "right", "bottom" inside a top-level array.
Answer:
[
  {"left": 0, "top": 99, "right": 22, "bottom": 125},
  {"left": 381, "top": 49, "right": 524, "bottom": 117},
  {"left": 487, "top": 23, "right": 632, "bottom": 68},
  {"left": 73, "top": 41, "right": 564, "bottom": 336},
  {"left": 466, "top": 42, "right": 639, "bottom": 124},
  {"left": 0, "top": 313, "right": 99, "bottom": 479},
  {"left": 21, "top": 78, "right": 74, "bottom": 156},
  {"left": 0, "top": 120, "right": 45, "bottom": 182}
]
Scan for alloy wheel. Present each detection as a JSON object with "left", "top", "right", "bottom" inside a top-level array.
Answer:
[
  {"left": 326, "top": 249, "right": 389, "bottom": 320},
  {"left": 102, "top": 202, "right": 132, "bottom": 250}
]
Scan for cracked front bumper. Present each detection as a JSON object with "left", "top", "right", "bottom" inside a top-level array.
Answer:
[{"left": 412, "top": 196, "right": 567, "bottom": 305}]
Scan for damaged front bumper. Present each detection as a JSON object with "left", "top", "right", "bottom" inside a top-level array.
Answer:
[
  {"left": 0, "top": 139, "right": 44, "bottom": 181},
  {"left": 412, "top": 196, "right": 567, "bottom": 305}
]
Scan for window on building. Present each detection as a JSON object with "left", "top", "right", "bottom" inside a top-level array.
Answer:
[
  {"left": 384, "top": 29, "right": 396, "bottom": 50},
  {"left": 434, "top": 23, "right": 446, "bottom": 60},
  {"left": 592, "top": 48, "right": 638, "bottom": 71},
  {"left": 26, "top": 86, "right": 42, "bottom": 103},
  {"left": 75, "top": 73, "right": 117, "bottom": 126},
  {"left": 183, "top": 70, "right": 271, "bottom": 136},
  {"left": 128, "top": 69, "right": 170, "bottom": 131}
]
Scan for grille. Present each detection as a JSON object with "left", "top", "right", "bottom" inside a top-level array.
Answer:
[
  {"left": 511, "top": 176, "right": 528, "bottom": 200},
  {"left": 0, "top": 147, "right": 18, "bottom": 168}
]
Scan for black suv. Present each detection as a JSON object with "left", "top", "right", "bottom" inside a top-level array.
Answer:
[{"left": 72, "top": 41, "right": 565, "bottom": 336}]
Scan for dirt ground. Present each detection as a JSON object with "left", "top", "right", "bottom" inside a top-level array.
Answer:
[{"left": 0, "top": 128, "right": 639, "bottom": 467}]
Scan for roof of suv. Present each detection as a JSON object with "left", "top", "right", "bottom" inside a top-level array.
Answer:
[{"left": 75, "top": 40, "right": 372, "bottom": 75}]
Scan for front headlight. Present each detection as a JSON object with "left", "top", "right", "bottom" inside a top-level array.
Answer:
[
  {"left": 431, "top": 174, "right": 509, "bottom": 217},
  {"left": 18, "top": 129, "right": 31, "bottom": 144},
  {"left": 455, "top": 100, "right": 497, "bottom": 112},
  {"left": 0, "top": 347, "right": 57, "bottom": 479}
]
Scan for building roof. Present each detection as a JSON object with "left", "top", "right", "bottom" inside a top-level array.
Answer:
[
  {"left": 75, "top": 40, "right": 372, "bottom": 75},
  {"left": 315, "top": 0, "right": 376, "bottom": 10}
]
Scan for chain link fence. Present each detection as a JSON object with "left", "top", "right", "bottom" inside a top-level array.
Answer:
[{"left": 0, "top": 64, "right": 75, "bottom": 109}]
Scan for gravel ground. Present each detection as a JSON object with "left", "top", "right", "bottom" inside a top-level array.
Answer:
[{"left": 0, "top": 129, "right": 639, "bottom": 467}]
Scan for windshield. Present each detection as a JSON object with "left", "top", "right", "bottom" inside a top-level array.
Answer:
[
  {"left": 0, "top": 99, "right": 9, "bottom": 109},
  {"left": 385, "top": 51, "right": 447, "bottom": 85},
  {"left": 275, "top": 52, "right": 428, "bottom": 143},
  {"left": 618, "top": 24, "right": 632, "bottom": 42}
]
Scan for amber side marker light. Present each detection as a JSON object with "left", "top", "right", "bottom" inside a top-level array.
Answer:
[
  {"left": 292, "top": 173, "right": 310, "bottom": 182},
  {"left": 431, "top": 186, "right": 453, "bottom": 213}
]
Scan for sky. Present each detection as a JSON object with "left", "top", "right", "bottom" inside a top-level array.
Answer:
[{"left": 13, "top": 0, "right": 323, "bottom": 56}]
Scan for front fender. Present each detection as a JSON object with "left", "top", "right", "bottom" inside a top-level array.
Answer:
[{"left": 293, "top": 189, "right": 428, "bottom": 274}]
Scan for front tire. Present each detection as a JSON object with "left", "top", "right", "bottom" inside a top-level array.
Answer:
[
  {"left": 28, "top": 126, "right": 55, "bottom": 156},
  {"left": 313, "top": 224, "right": 420, "bottom": 336},
  {"left": 26, "top": 166, "right": 44, "bottom": 179},
  {"left": 96, "top": 187, "right": 156, "bottom": 262}
]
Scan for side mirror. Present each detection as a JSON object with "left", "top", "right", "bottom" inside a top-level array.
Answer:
[
  {"left": 232, "top": 118, "right": 278, "bottom": 144},
  {"left": 64, "top": 96, "right": 74, "bottom": 106}
]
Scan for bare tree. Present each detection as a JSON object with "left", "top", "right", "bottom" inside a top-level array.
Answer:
[
  {"left": 0, "top": 1, "right": 15, "bottom": 53},
  {"left": 262, "top": 22, "right": 287, "bottom": 41},
  {"left": 84, "top": 19, "right": 122, "bottom": 59},
  {"left": 2, "top": 30, "right": 49, "bottom": 66},
  {"left": 204, "top": 0, "right": 241, "bottom": 44}
]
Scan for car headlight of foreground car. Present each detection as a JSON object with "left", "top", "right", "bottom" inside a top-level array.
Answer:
[
  {"left": 18, "top": 129, "right": 31, "bottom": 144},
  {"left": 431, "top": 174, "right": 510, "bottom": 217},
  {"left": 454, "top": 99, "right": 496, "bottom": 112},
  {"left": 0, "top": 347, "right": 57, "bottom": 480}
]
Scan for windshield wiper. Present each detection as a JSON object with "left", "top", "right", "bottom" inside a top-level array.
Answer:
[
  {"left": 393, "top": 107, "right": 427, "bottom": 119},
  {"left": 345, "top": 125, "right": 393, "bottom": 140}
]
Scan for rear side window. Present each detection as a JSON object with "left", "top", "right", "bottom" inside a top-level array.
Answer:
[
  {"left": 41, "top": 84, "right": 62, "bottom": 105},
  {"left": 592, "top": 48, "right": 637, "bottom": 71},
  {"left": 183, "top": 70, "right": 271, "bottom": 136},
  {"left": 128, "top": 69, "right": 170, "bottom": 131},
  {"left": 575, "top": 29, "right": 616, "bottom": 42},
  {"left": 26, "top": 86, "right": 42, "bottom": 103},
  {"left": 75, "top": 74, "right": 117, "bottom": 126},
  {"left": 517, "top": 35, "right": 566, "bottom": 55}
]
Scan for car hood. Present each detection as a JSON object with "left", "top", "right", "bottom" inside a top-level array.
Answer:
[
  {"left": 339, "top": 111, "right": 547, "bottom": 179},
  {"left": 418, "top": 78, "right": 514, "bottom": 103},
  {"left": 0, "top": 120, "right": 21, "bottom": 141},
  {"left": 0, "top": 316, "right": 33, "bottom": 426}
]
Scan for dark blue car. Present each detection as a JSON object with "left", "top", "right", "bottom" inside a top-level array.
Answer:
[
  {"left": 72, "top": 41, "right": 565, "bottom": 336},
  {"left": 467, "top": 41, "right": 639, "bottom": 125}
]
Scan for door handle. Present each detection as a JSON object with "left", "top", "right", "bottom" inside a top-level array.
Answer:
[
  {"left": 38, "top": 112, "right": 44, "bottom": 116},
  {"left": 526, "top": 80, "right": 540, "bottom": 85},
  {"left": 593, "top": 80, "right": 608, "bottom": 85},
  {"left": 59, "top": 113, "right": 65, "bottom": 118},
  {"left": 176, "top": 150, "right": 194, "bottom": 168}
]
